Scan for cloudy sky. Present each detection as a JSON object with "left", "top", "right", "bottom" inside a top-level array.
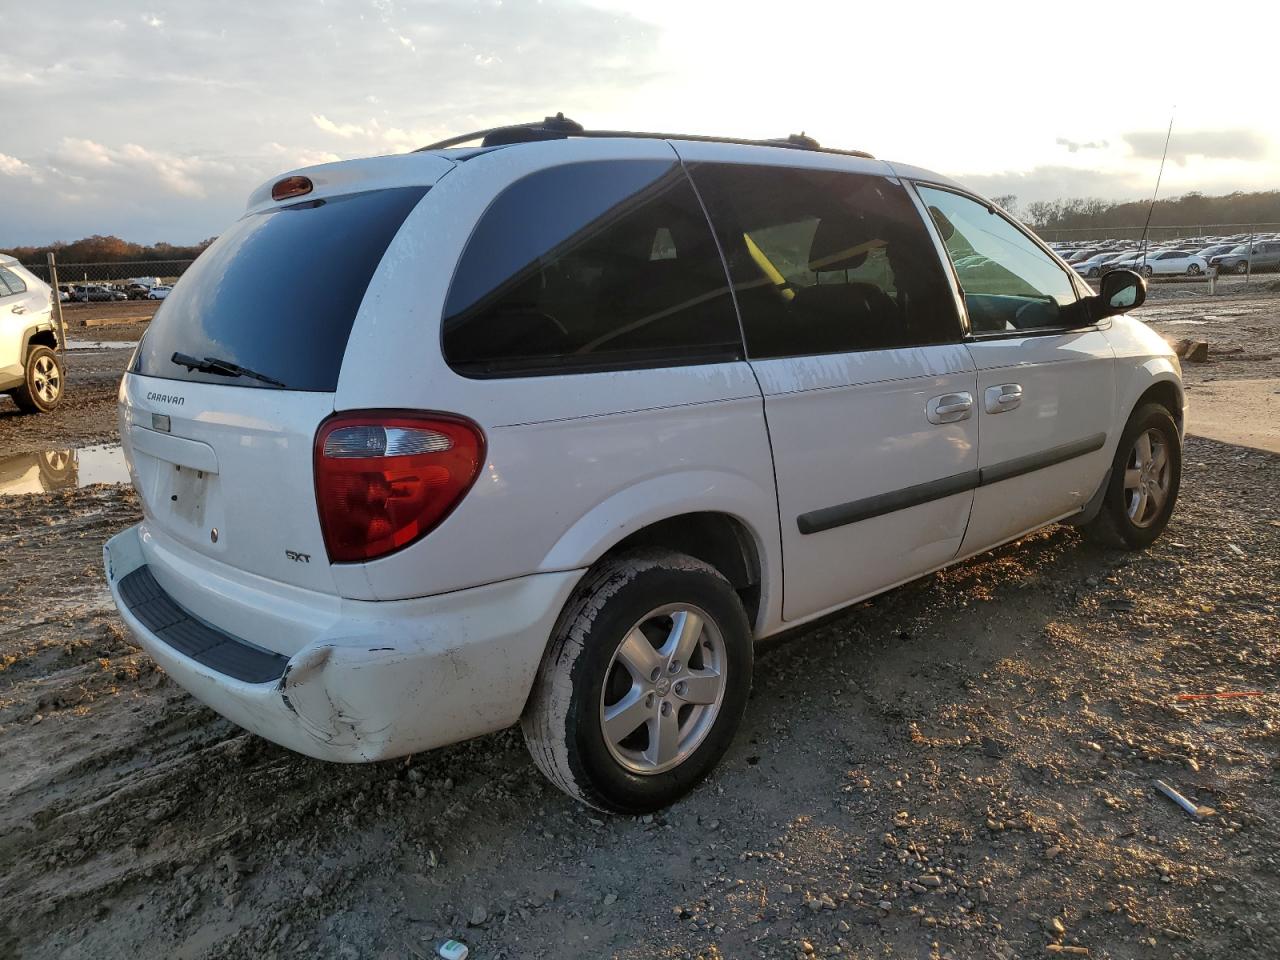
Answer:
[{"left": 2, "top": 0, "right": 1277, "bottom": 246}]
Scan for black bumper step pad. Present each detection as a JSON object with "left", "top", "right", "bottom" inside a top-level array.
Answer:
[{"left": 118, "top": 566, "right": 289, "bottom": 684}]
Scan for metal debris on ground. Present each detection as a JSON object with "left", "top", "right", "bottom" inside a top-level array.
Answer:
[
  {"left": 438, "top": 939, "right": 470, "bottom": 960},
  {"left": 1153, "top": 779, "right": 1216, "bottom": 819}
]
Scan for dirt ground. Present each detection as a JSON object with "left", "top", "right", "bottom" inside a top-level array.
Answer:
[
  {"left": 59, "top": 300, "right": 161, "bottom": 327},
  {"left": 1, "top": 287, "right": 1278, "bottom": 960},
  {"left": 1138, "top": 281, "right": 1280, "bottom": 454}
]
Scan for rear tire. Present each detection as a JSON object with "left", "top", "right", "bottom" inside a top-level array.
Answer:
[
  {"left": 12, "top": 345, "right": 64, "bottom": 414},
  {"left": 1083, "top": 403, "right": 1181, "bottom": 550},
  {"left": 1188, "top": 263, "right": 1202, "bottom": 275},
  {"left": 522, "top": 549, "right": 753, "bottom": 814}
]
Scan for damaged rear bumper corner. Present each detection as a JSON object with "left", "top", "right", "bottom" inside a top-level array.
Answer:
[{"left": 104, "top": 525, "right": 583, "bottom": 762}]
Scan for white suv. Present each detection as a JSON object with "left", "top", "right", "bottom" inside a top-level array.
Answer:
[
  {"left": 105, "top": 118, "right": 1185, "bottom": 813},
  {"left": 1, "top": 255, "right": 63, "bottom": 413}
]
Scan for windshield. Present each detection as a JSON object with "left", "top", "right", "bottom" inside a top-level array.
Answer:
[
  {"left": 1229, "top": 244, "right": 1249, "bottom": 254},
  {"left": 133, "top": 186, "right": 428, "bottom": 391}
]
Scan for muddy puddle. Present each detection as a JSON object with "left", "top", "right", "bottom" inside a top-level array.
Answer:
[{"left": 0, "top": 443, "right": 129, "bottom": 496}]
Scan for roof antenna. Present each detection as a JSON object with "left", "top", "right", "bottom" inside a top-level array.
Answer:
[{"left": 1137, "top": 108, "right": 1175, "bottom": 268}]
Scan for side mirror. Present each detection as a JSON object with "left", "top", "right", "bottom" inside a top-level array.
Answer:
[{"left": 1096, "top": 268, "right": 1146, "bottom": 318}]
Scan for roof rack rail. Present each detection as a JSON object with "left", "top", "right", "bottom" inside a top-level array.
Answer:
[{"left": 415, "top": 114, "right": 874, "bottom": 159}]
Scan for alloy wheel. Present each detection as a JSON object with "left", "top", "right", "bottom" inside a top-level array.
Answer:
[
  {"left": 599, "top": 603, "right": 727, "bottom": 775},
  {"left": 32, "top": 355, "right": 61, "bottom": 406},
  {"left": 1123, "top": 428, "right": 1172, "bottom": 528}
]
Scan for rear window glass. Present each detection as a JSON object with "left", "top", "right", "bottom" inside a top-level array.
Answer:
[
  {"left": 441, "top": 160, "right": 742, "bottom": 376},
  {"left": 134, "top": 186, "right": 428, "bottom": 391}
]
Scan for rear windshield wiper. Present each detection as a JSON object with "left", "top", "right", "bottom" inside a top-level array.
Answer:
[{"left": 171, "top": 352, "right": 287, "bottom": 388}]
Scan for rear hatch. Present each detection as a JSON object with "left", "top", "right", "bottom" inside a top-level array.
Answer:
[{"left": 123, "top": 162, "right": 446, "bottom": 592}]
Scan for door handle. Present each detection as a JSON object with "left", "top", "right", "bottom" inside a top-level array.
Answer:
[
  {"left": 984, "top": 383, "right": 1023, "bottom": 414},
  {"left": 926, "top": 392, "right": 974, "bottom": 424}
]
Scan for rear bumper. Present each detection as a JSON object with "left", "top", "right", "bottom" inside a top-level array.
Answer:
[{"left": 105, "top": 525, "right": 582, "bottom": 762}]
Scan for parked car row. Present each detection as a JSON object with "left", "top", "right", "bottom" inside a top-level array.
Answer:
[
  {"left": 63, "top": 284, "right": 127, "bottom": 302},
  {"left": 56, "top": 277, "right": 176, "bottom": 302},
  {"left": 1051, "top": 232, "right": 1280, "bottom": 279}
]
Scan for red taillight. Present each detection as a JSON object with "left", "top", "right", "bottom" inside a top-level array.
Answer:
[
  {"left": 314, "top": 412, "right": 485, "bottom": 563},
  {"left": 271, "top": 175, "right": 313, "bottom": 201}
]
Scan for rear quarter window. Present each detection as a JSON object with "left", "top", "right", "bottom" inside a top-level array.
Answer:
[
  {"left": 134, "top": 186, "right": 428, "bottom": 391},
  {"left": 0, "top": 266, "right": 28, "bottom": 295}
]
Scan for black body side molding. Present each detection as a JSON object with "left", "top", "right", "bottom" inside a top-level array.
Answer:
[
  {"left": 797, "top": 433, "right": 1107, "bottom": 535},
  {"left": 976, "top": 433, "right": 1106, "bottom": 486},
  {"left": 797, "top": 470, "right": 980, "bottom": 535}
]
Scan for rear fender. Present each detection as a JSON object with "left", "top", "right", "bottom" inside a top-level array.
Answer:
[{"left": 536, "top": 469, "right": 781, "bottom": 630}]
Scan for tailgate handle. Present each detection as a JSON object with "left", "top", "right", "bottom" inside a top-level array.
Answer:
[{"left": 129, "top": 425, "right": 220, "bottom": 474}]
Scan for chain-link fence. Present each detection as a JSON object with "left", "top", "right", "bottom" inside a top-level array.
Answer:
[{"left": 21, "top": 258, "right": 194, "bottom": 286}]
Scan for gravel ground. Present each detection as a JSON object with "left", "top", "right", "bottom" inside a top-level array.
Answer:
[
  {"left": 0, "top": 284, "right": 1277, "bottom": 960},
  {"left": 1138, "top": 284, "right": 1280, "bottom": 453},
  {"left": 1, "top": 445, "right": 1278, "bottom": 960}
]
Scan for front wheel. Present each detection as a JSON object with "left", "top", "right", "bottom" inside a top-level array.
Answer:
[
  {"left": 11, "top": 345, "right": 64, "bottom": 413},
  {"left": 1188, "top": 263, "right": 1202, "bottom": 275},
  {"left": 1084, "top": 403, "right": 1181, "bottom": 550},
  {"left": 1235, "top": 261, "right": 1249, "bottom": 275},
  {"left": 1087, "top": 267, "right": 1100, "bottom": 278},
  {"left": 1142, "top": 265, "right": 1154, "bottom": 278},
  {"left": 522, "top": 550, "right": 753, "bottom": 813}
]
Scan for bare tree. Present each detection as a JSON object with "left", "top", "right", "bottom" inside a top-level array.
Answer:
[{"left": 992, "top": 194, "right": 1019, "bottom": 217}]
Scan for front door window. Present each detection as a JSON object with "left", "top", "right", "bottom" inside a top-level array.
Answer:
[{"left": 916, "top": 186, "right": 1085, "bottom": 333}]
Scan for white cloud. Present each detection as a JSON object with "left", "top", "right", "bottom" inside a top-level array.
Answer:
[
  {"left": 311, "top": 115, "right": 438, "bottom": 152},
  {"left": 312, "top": 114, "right": 367, "bottom": 138},
  {"left": 0, "top": 154, "right": 43, "bottom": 183},
  {"left": 6, "top": 0, "right": 1272, "bottom": 247},
  {"left": 1056, "top": 137, "right": 1108, "bottom": 154},
  {"left": 1124, "top": 129, "right": 1271, "bottom": 166},
  {"left": 289, "top": 148, "right": 344, "bottom": 168},
  {"left": 53, "top": 138, "right": 117, "bottom": 169},
  {"left": 38, "top": 138, "right": 249, "bottom": 200}
]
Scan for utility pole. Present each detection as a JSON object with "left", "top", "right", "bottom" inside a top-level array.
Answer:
[{"left": 47, "top": 252, "right": 68, "bottom": 350}]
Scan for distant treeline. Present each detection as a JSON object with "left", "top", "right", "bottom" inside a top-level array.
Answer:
[
  {"left": 0, "top": 235, "right": 214, "bottom": 264},
  {"left": 995, "top": 190, "right": 1280, "bottom": 231},
  {"left": 6, "top": 189, "right": 1280, "bottom": 260}
]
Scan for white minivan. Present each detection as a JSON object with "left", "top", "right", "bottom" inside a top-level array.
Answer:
[{"left": 105, "top": 118, "right": 1185, "bottom": 812}]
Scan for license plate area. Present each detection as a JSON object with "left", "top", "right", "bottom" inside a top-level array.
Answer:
[
  {"left": 127, "top": 425, "right": 224, "bottom": 549},
  {"left": 165, "top": 463, "right": 211, "bottom": 527}
]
